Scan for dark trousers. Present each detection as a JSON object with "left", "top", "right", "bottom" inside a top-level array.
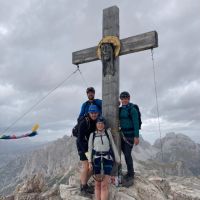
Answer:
[{"left": 121, "top": 137, "right": 134, "bottom": 176}]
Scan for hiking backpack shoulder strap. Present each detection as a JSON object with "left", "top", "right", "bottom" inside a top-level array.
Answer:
[
  {"left": 133, "top": 104, "right": 140, "bottom": 113},
  {"left": 92, "top": 131, "right": 96, "bottom": 148},
  {"left": 119, "top": 106, "right": 122, "bottom": 115},
  {"left": 128, "top": 103, "right": 138, "bottom": 117},
  {"left": 105, "top": 129, "right": 112, "bottom": 147},
  {"left": 85, "top": 116, "right": 90, "bottom": 130},
  {"left": 105, "top": 129, "right": 115, "bottom": 160},
  {"left": 129, "top": 103, "right": 142, "bottom": 129},
  {"left": 92, "top": 130, "right": 112, "bottom": 148}
]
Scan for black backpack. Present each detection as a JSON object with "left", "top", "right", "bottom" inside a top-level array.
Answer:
[
  {"left": 72, "top": 116, "right": 90, "bottom": 137},
  {"left": 119, "top": 103, "right": 142, "bottom": 130},
  {"left": 91, "top": 129, "right": 115, "bottom": 162}
]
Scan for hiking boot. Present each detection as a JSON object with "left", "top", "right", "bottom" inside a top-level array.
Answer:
[
  {"left": 122, "top": 173, "right": 134, "bottom": 188},
  {"left": 122, "top": 173, "right": 130, "bottom": 180},
  {"left": 122, "top": 178, "right": 134, "bottom": 188},
  {"left": 80, "top": 184, "right": 94, "bottom": 195},
  {"left": 85, "top": 184, "right": 94, "bottom": 194},
  {"left": 122, "top": 172, "right": 134, "bottom": 181},
  {"left": 80, "top": 189, "right": 92, "bottom": 198}
]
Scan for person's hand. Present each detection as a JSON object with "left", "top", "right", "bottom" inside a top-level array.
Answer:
[
  {"left": 134, "top": 137, "right": 139, "bottom": 145},
  {"left": 88, "top": 162, "right": 93, "bottom": 170}
]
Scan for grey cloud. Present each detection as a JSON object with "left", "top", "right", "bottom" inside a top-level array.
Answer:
[{"left": 0, "top": 0, "right": 200, "bottom": 143}]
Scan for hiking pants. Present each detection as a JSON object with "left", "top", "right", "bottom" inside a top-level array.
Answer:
[{"left": 121, "top": 137, "right": 134, "bottom": 176}]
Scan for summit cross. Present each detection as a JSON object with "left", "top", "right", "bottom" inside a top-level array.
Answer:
[{"left": 72, "top": 6, "right": 158, "bottom": 155}]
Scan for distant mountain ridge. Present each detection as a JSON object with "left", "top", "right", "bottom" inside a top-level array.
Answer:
[
  {"left": 0, "top": 139, "right": 45, "bottom": 167},
  {"left": 153, "top": 132, "right": 200, "bottom": 175},
  {"left": 20, "top": 136, "right": 78, "bottom": 178},
  {"left": 0, "top": 132, "right": 200, "bottom": 196}
]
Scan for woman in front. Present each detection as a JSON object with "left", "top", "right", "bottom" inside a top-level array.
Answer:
[{"left": 88, "top": 116, "right": 120, "bottom": 200}]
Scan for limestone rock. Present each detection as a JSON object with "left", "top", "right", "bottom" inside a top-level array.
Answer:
[
  {"left": 0, "top": 196, "right": 14, "bottom": 200},
  {"left": 8, "top": 174, "right": 61, "bottom": 200},
  {"left": 60, "top": 174, "right": 167, "bottom": 200},
  {"left": 60, "top": 184, "right": 91, "bottom": 200},
  {"left": 154, "top": 133, "right": 200, "bottom": 176},
  {"left": 148, "top": 176, "right": 171, "bottom": 196},
  {"left": 20, "top": 136, "right": 78, "bottom": 179},
  {"left": 14, "top": 174, "right": 45, "bottom": 194}
]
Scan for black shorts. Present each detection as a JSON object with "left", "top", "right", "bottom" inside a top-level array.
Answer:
[
  {"left": 79, "top": 152, "right": 88, "bottom": 161},
  {"left": 93, "top": 157, "right": 113, "bottom": 175},
  {"left": 76, "top": 139, "right": 88, "bottom": 161}
]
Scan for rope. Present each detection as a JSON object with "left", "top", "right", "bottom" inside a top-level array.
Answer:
[
  {"left": 1, "top": 68, "right": 79, "bottom": 134},
  {"left": 77, "top": 65, "right": 88, "bottom": 87},
  {"left": 150, "top": 49, "right": 164, "bottom": 165},
  {"left": 120, "top": 129, "right": 133, "bottom": 147}
]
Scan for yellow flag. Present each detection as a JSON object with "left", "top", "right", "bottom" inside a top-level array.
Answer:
[{"left": 32, "top": 124, "right": 39, "bottom": 132}]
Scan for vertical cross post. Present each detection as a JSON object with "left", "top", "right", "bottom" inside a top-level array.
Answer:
[{"left": 102, "top": 6, "right": 120, "bottom": 155}]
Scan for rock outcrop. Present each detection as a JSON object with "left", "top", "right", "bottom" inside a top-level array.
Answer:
[
  {"left": 1, "top": 133, "right": 200, "bottom": 199},
  {"left": 59, "top": 172, "right": 200, "bottom": 200},
  {"left": 1, "top": 174, "right": 61, "bottom": 200},
  {"left": 154, "top": 132, "right": 200, "bottom": 175},
  {"left": 20, "top": 136, "right": 78, "bottom": 178}
]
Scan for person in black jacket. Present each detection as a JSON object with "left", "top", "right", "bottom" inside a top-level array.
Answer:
[{"left": 76, "top": 104, "right": 100, "bottom": 196}]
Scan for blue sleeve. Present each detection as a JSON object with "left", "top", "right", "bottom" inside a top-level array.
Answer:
[
  {"left": 79, "top": 103, "right": 86, "bottom": 117},
  {"left": 97, "top": 99, "right": 102, "bottom": 105},
  {"left": 95, "top": 99, "right": 102, "bottom": 113}
]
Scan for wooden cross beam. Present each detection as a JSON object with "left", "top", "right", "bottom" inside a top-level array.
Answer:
[
  {"left": 72, "top": 31, "right": 158, "bottom": 65},
  {"left": 72, "top": 6, "right": 158, "bottom": 157}
]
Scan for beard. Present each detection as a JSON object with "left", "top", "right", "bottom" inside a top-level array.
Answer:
[{"left": 88, "top": 95, "right": 94, "bottom": 100}]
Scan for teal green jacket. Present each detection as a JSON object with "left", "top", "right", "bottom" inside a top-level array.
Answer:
[{"left": 119, "top": 103, "right": 139, "bottom": 138}]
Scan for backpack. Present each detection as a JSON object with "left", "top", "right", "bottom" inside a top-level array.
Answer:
[
  {"left": 72, "top": 116, "right": 90, "bottom": 137},
  {"left": 91, "top": 129, "right": 115, "bottom": 162},
  {"left": 119, "top": 103, "right": 142, "bottom": 130}
]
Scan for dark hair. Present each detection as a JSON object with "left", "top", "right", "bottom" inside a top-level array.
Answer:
[
  {"left": 96, "top": 116, "right": 106, "bottom": 124},
  {"left": 120, "top": 91, "right": 130, "bottom": 99},
  {"left": 86, "top": 87, "right": 95, "bottom": 93}
]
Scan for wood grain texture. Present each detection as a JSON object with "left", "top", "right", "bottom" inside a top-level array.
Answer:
[
  {"left": 72, "top": 31, "right": 158, "bottom": 65},
  {"left": 120, "top": 31, "right": 158, "bottom": 56},
  {"left": 103, "top": 6, "right": 119, "bottom": 37},
  {"left": 72, "top": 46, "right": 98, "bottom": 65},
  {"left": 102, "top": 6, "right": 121, "bottom": 166}
]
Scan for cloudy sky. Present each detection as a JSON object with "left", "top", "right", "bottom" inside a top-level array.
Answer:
[{"left": 0, "top": 0, "right": 200, "bottom": 143}]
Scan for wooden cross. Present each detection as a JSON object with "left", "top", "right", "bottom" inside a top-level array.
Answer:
[{"left": 72, "top": 6, "right": 158, "bottom": 156}]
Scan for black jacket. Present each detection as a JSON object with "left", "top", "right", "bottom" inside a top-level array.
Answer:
[{"left": 76, "top": 116, "right": 96, "bottom": 154}]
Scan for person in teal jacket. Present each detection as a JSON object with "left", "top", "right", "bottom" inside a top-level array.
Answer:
[{"left": 119, "top": 91, "right": 140, "bottom": 187}]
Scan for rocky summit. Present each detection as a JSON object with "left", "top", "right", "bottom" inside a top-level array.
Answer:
[
  {"left": 1, "top": 169, "right": 200, "bottom": 200},
  {"left": 0, "top": 133, "right": 200, "bottom": 199}
]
